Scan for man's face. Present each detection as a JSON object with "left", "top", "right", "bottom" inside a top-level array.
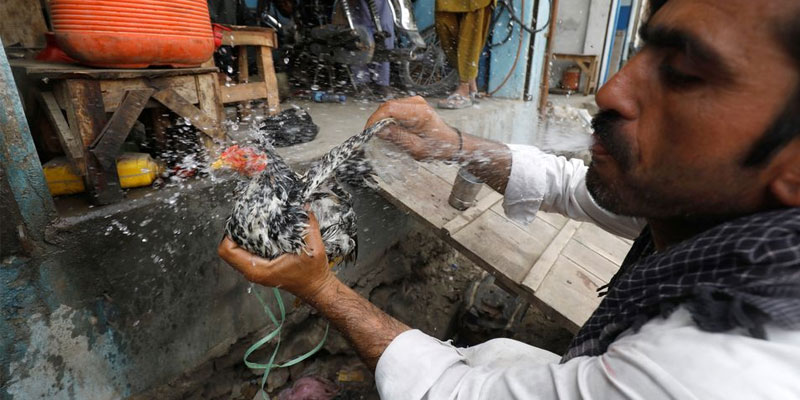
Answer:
[{"left": 587, "top": 0, "right": 799, "bottom": 219}]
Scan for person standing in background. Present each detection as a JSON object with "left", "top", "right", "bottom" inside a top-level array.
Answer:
[
  {"left": 350, "top": 0, "right": 397, "bottom": 101},
  {"left": 435, "top": 0, "right": 492, "bottom": 109}
]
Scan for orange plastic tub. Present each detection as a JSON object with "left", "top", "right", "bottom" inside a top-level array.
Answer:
[{"left": 51, "top": 0, "right": 215, "bottom": 68}]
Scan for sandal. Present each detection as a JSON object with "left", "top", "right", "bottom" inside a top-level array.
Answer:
[{"left": 437, "top": 93, "right": 473, "bottom": 109}]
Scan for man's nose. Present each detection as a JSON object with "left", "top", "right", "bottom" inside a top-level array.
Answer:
[{"left": 594, "top": 53, "right": 647, "bottom": 121}]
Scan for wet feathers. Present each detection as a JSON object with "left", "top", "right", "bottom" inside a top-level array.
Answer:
[{"left": 225, "top": 119, "right": 393, "bottom": 262}]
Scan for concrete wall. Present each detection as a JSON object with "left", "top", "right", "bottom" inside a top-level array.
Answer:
[
  {"left": 548, "top": 0, "right": 611, "bottom": 90},
  {"left": 552, "top": 0, "right": 591, "bottom": 54},
  {"left": 1, "top": 177, "right": 412, "bottom": 399}
]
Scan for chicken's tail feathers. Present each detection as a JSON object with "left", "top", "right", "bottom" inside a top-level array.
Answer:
[
  {"left": 300, "top": 118, "right": 395, "bottom": 198},
  {"left": 334, "top": 148, "right": 378, "bottom": 189}
]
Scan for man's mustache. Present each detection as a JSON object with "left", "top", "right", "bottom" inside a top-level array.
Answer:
[{"left": 591, "top": 110, "right": 633, "bottom": 170}]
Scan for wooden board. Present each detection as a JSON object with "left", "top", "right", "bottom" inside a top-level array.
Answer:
[
  {"left": 38, "top": 91, "right": 85, "bottom": 171},
  {"left": 90, "top": 89, "right": 154, "bottom": 170},
  {"left": 10, "top": 60, "right": 216, "bottom": 80},
  {"left": 374, "top": 167, "right": 460, "bottom": 230},
  {"left": 152, "top": 88, "right": 223, "bottom": 141},
  {"left": 372, "top": 155, "right": 634, "bottom": 331},
  {"left": 452, "top": 209, "right": 557, "bottom": 283},
  {"left": 219, "top": 25, "right": 277, "bottom": 47},
  {"left": 535, "top": 254, "right": 606, "bottom": 331},
  {"left": 99, "top": 76, "right": 199, "bottom": 112},
  {"left": 521, "top": 219, "right": 582, "bottom": 291},
  {"left": 221, "top": 82, "right": 268, "bottom": 104},
  {"left": 256, "top": 46, "right": 281, "bottom": 115},
  {"left": 0, "top": 0, "right": 48, "bottom": 47},
  {"left": 572, "top": 222, "right": 632, "bottom": 266}
]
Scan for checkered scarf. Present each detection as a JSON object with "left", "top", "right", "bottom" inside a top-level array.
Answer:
[{"left": 562, "top": 207, "right": 800, "bottom": 362}]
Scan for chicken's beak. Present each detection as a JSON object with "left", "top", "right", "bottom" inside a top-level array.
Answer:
[{"left": 210, "top": 158, "right": 226, "bottom": 170}]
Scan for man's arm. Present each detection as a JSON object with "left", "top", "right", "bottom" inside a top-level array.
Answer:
[
  {"left": 366, "top": 96, "right": 513, "bottom": 193},
  {"left": 366, "top": 97, "right": 645, "bottom": 238},
  {"left": 302, "top": 276, "right": 410, "bottom": 369},
  {"left": 217, "top": 213, "right": 410, "bottom": 370}
]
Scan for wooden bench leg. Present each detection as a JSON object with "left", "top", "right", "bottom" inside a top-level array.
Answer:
[
  {"left": 256, "top": 45, "right": 281, "bottom": 115},
  {"left": 195, "top": 73, "right": 225, "bottom": 156},
  {"left": 61, "top": 79, "right": 127, "bottom": 205},
  {"left": 587, "top": 58, "right": 599, "bottom": 95},
  {"left": 237, "top": 46, "right": 252, "bottom": 118},
  {"left": 38, "top": 91, "right": 85, "bottom": 172},
  {"left": 153, "top": 88, "right": 223, "bottom": 155},
  {"left": 149, "top": 108, "right": 171, "bottom": 157},
  {"left": 89, "top": 89, "right": 153, "bottom": 172}
]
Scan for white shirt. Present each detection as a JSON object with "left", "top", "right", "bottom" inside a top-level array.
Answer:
[{"left": 374, "top": 145, "right": 800, "bottom": 400}]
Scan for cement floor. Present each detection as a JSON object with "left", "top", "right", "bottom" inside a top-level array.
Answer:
[{"left": 265, "top": 96, "right": 552, "bottom": 168}]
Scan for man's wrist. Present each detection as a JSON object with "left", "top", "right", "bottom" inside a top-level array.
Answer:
[
  {"left": 442, "top": 125, "right": 466, "bottom": 162},
  {"left": 296, "top": 272, "right": 340, "bottom": 305}
]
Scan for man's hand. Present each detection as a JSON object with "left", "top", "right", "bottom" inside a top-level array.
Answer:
[
  {"left": 366, "top": 96, "right": 461, "bottom": 161},
  {"left": 218, "top": 212, "right": 335, "bottom": 301},
  {"left": 218, "top": 212, "right": 411, "bottom": 370},
  {"left": 368, "top": 96, "right": 514, "bottom": 194}
]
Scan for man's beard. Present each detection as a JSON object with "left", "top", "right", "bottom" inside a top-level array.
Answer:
[
  {"left": 585, "top": 110, "right": 760, "bottom": 221},
  {"left": 586, "top": 110, "right": 636, "bottom": 215},
  {"left": 591, "top": 110, "right": 634, "bottom": 171}
]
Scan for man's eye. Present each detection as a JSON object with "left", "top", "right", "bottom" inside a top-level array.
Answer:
[{"left": 659, "top": 63, "right": 703, "bottom": 89}]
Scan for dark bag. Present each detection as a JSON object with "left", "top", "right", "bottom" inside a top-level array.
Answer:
[{"left": 261, "top": 107, "right": 320, "bottom": 147}]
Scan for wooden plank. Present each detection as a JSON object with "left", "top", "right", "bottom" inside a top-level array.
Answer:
[
  {"left": 561, "top": 239, "right": 620, "bottom": 283},
  {"left": 420, "top": 162, "right": 458, "bottom": 182},
  {"left": 38, "top": 91, "right": 85, "bottom": 172},
  {"left": 521, "top": 219, "right": 582, "bottom": 291},
  {"left": 442, "top": 191, "right": 504, "bottom": 235},
  {"left": 63, "top": 80, "right": 106, "bottom": 147},
  {"left": 234, "top": 46, "right": 253, "bottom": 117},
  {"left": 63, "top": 79, "right": 125, "bottom": 204},
  {"left": 149, "top": 108, "right": 171, "bottom": 155},
  {"left": 220, "top": 82, "right": 268, "bottom": 104},
  {"left": 0, "top": 0, "right": 47, "bottom": 47},
  {"left": 195, "top": 73, "right": 225, "bottom": 152},
  {"left": 152, "top": 88, "right": 222, "bottom": 140},
  {"left": 535, "top": 255, "right": 606, "bottom": 331},
  {"left": 90, "top": 89, "right": 154, "bottom": 170},
  {"left": 237, "top": 46, "right": 250, "bottom": 83},
  {"left": 99, "top": 76, "right": 198, "bottom": 112},
  {"left": 374, "top": 168, "right": 460, "bottom": 230},
  {"left": 452, "top": 209, "right": 558, "bottom": 283},
  {"left": 256, "top": 45, "right": 281, "bottom": 115},
  {"left": 538, "top": 0, "right": 559, "bottom": 113},
  {"left": 196, "top": 73, "right": 224, "bottom": 131},
  {"left": 368, "top": 151, "right": 630, "bottom": 333},
  {"left": 10, "top": 59, "right": 216, "bottom": 80},
  {"left": 572, "top": 222, "right": 632, "bottom": 266},
  {"left": 537, "top": 211, "right": 570, "bottom": 230},
  {"left": 422, "top": 163, "right": 499, "bottom": 204},
  {"left": 490, "top": 201, "right": 569, "bottom": 231},
  {"left": 220, "top": 26, "right": 277, "bottom": 47}
]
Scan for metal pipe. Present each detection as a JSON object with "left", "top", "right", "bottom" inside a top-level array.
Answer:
[{"left": 0, "top": 40, "right": 56, "bottom": 246}]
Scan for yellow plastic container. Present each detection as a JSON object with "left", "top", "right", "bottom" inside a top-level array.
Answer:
[{"left": 43, "top": 153, "right": 165, "bottom": 196}]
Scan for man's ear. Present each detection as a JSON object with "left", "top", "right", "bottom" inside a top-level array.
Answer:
[{"left": 769, "top": 140, "right": 800, "bottom": 207}]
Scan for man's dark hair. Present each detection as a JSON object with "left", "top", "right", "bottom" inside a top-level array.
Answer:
[
  {"left": 647, "top": 0, "right": 800, "bottom": 167},
  {"left": 744, "top": 16, "right": 800, "bottom": 166}
]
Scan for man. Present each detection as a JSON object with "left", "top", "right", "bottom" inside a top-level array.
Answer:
[
  {"left": 219, "top": 0, "right": 800, "bottom": 398},
  {"left": 349, "top": 0, "right": 396, "bottom": 101},
  {"left": 435, "top": 0, "right": 492, "bottom": 109}
]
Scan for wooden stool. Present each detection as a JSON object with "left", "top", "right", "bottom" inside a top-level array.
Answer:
[
  {"left": 553, "top": 53, "right": 600, "bottom": 95},
  {"left": 11, "top": 60, "right": 225, "bottom": 205},
  {"left": 215, "top": 25, "right": 281, "bottom": 116}
]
